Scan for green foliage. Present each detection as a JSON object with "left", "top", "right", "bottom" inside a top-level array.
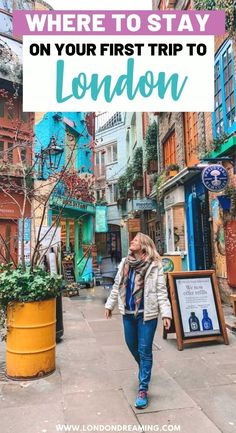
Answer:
[
  {"left": 145, "top": 121, "right": 158, "bottom": 165},
  {"left": 0, "top": 265, "right": 62, "bottom": 306},
  {"left": 156, "top": 171, "right": 167, "bottom": 200},
  {"left": 117, "top": 174, "right": 127, "bottom": 199},
  {"left": 211, "top": 133, "right": 229, "bottom": 152},
  {"left": 165, "top": 163, "right": 179, "bottom": 173},
  {"left": 200, "top": 133, "right": 230, "bottom": 159},
  {"left": 133, "top": 147, "right": 143, "bottom": 181},
  {"left": 156, "top": 172, "right": 167, "bottom": 190},
  {"left": 193, "top": 0, "right": 235, "bottom": 35},
  {"left": 117, "top": 165, "right": 134, "bottom": 199},
  {"left": 0, "top": 265, "right": 62, "bottom": 338},
  {"left": 126, "top": 165, "right": 134, "bottom": 187},
  {"left": 224, "top": 186, "right": 236, "bottom": 197}
]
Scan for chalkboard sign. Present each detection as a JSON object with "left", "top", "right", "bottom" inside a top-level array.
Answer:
[
  {"left": 62, "top": 260, "right": 76, "bottom": 283},
  {"left": 165, "top": 270, "right": 229, "bottom": 350}
]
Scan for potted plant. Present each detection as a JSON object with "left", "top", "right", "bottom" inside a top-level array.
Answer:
[
  {"left": 0, "top": 264, "right": 62, "bottom": 380},
  {"left": 166, "top": 164, "right": 179, "bottom": 178},
  {"left": 133, "top": 148, "right": 144, "bottom": 190},
  {"left": 145, "top": 121, "right": 158, "bottom": 174}
]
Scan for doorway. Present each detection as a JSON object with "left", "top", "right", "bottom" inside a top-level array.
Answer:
[{"left": 0, "top": 220, "right": 18, "bottom": 266}]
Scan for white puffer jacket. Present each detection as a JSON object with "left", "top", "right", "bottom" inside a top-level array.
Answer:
[{"left": 105, "top": 258, "right": 172, "bottom": 322}]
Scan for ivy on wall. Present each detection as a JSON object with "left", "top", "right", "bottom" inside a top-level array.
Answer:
[{"left": 145, "top": 121, "right": 158, "bottom": 167}]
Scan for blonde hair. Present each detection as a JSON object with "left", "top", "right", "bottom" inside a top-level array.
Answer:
[{"left": 135, "top": 232, "right": 161, "bottom": 263}]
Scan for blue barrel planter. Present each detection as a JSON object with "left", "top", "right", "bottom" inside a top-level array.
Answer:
[{"left": 217, "top": 195, "right": 231, "bottom": 211}]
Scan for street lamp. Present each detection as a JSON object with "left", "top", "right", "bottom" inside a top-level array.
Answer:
[
  {"left": 37, "top": 136, "right": 64, "bottom": 180},
  {"left": 45, "top": 136, "right": 64, "bottom": 170}
]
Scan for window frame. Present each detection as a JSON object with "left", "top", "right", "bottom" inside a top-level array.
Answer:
[
  {"left": 107, "top": 183, "right": 118, "bottom": 204},
  {"left": 184, "top": 112, "right": 199, "bottom": 166},
  {"left": 106, "top": 142, "right": 118, "bottom": 165},
  {"left": 163, "top": 130, "right": 176, "bottom": 168},
  {"left": 0, "top": 139, "right": 14, "bottom": 163},
  {"left": 212, "top": 39, "right": 236, "bottom": 139}
]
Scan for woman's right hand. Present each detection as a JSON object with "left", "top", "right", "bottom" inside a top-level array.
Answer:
[{"left": 105, "top": 308, "right": 112, "bottom": 319}]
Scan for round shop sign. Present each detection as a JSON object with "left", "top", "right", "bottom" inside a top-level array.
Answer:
[
  {"left": 162, "top": 257, "right": 174, "bottom": 272},
  {"left": 202, "top": 164, "right": 228, "bottom": 192}
]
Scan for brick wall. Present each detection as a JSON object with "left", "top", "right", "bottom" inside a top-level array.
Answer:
[{"left": 158, "top": 112, "right": 186, "bottom": 170}]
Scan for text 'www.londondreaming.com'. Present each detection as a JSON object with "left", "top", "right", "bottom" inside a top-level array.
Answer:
[{"left": 55, "top": 424, "right": 181, "bottom": 432}]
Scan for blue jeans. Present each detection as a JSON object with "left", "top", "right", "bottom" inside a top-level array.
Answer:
[{"left": 122, "top": 313, "right": 158, "bottom": 391}]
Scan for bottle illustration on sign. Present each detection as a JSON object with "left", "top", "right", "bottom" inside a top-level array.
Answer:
[
  {"left": 188, "top": 312, "right": 200, "bottom": 332},
  {"left": 202, "top": 309, "right": 213, "bottom": 331}
]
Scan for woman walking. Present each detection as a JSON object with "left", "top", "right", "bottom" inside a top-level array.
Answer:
[{"left": 105, "top": 233, "right": 172, "bottom": 409}]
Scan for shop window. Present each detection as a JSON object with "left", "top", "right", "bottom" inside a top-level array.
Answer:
[
  {"left": 166, "top": 208, "right": 174, "bottom": 252},
  {"left": 163, "top": 131, "right": 176, "bottom": 168},
  {"left": 184, "top": 113, "right": 199, "bottom": 166},
  {"left": 213, "top": 40, "right": 236, "bottom": 138},
  {"left": 148, "top": 221, "right": 157, "bottom": 244},
  {"left": 165, "top": 206, "right": 186, "bottom": 253}
]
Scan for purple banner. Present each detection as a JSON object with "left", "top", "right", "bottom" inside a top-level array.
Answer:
[{"left": 13, "top": 10, "right": 225, "bottom": 36}]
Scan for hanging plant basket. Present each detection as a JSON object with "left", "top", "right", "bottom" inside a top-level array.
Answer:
[
  {"left": 218, "top": 195, "right": 231, "bottom": 211},
  {"left": 147, "top": 159, "right": 158, "bottom": 174}
]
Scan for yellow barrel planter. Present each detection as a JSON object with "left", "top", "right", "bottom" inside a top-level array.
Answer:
[{"left": 6, "top": 298, "right": 56, "bottom": 380}]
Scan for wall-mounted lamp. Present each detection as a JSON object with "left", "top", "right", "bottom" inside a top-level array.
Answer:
[{"left": 37, "top": 136, "right": 64, "bottom": 180}]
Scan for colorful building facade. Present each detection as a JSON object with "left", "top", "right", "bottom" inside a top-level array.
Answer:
[
  {"left": 0, "top": 0, "right": 34, "bottom": 266},
  {"left": 151, "top": 0, "right": 236, "bottom": 301},
  {"left": 34, "top": 111, "right": 95, "bottom": 285},
  {"left": 95, "top": 112, "right": 127, "bottom": 261}
]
